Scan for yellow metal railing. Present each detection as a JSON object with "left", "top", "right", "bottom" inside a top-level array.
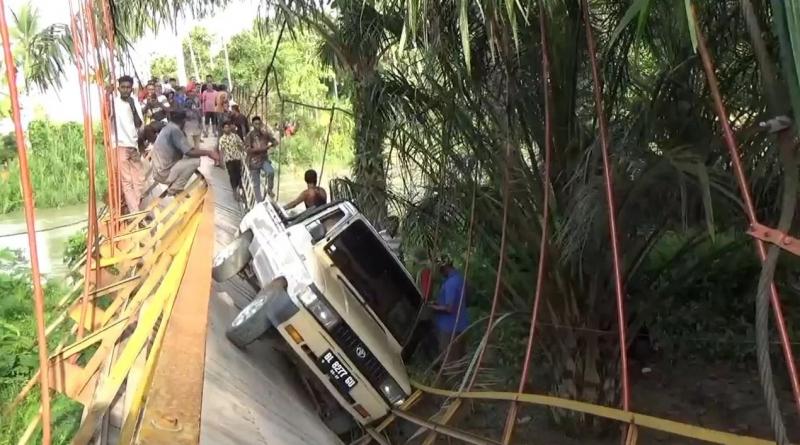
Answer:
[{"left": 6, "top": 178, "right": 213, "bottom": 445}]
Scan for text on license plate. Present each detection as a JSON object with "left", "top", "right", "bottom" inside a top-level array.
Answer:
[{"left": 320, "top": 350, "right": 358, "bottom": 389}]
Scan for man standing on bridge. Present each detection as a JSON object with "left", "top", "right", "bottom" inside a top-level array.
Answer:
[
  {"left": 218, "top": 120, "right": 246, "bottom": 201},
  {"left": 245, "top": 116, "right": 277, "bottom": 201},
  {"left": 150, "top": 110, "right": 219, "bottom": 195},
  {"left": 229, "top": 104, "right": 249, "bottom": 140},
  {"left": 110, "top": 75, "right": 145, "bottom": 214}
]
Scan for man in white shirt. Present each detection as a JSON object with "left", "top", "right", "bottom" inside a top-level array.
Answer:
[
  {"left": 161, "top": 76, "right": 175, "bottom": 94},
  {"left": 111, "top": 75, "right": 145, "bottom": 213}
]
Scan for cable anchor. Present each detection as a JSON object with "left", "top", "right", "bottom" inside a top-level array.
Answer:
[{"left": 747, "top": 222, "right": 800, "bottom": 256}]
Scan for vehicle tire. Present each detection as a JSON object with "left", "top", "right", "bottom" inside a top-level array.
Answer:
[
  {"left": 226, "top": 292, "right": 274, "bottom": 348},
  {"left": 323, "top": 407, "right": 357, "bottom": 437},
  {"left": 212, "top": 230, "right": 253, "bottom": 282}
]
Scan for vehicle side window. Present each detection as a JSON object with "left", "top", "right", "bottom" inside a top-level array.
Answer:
[{"left": 320, "top": 209, "right": 344, "bottom": 232}]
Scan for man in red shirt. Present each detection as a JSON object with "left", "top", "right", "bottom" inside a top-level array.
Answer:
[
  {"left": 186, "top": 76, "right": 197, "bottom": 93},
  {"left": 400, "top": 248, "right": 438, "bottom": 362},
  {"left": 413, "top": 247, "right": 434, "bottom": 301}
]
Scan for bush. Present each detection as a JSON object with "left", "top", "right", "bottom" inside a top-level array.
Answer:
[
  {"left": 0, "top": 248, "right": 81, "bottom": 444},
  {"left": 631, "top": 231, "right": 800, "bottom": 362},
  {"left": 0, "top": 120, "right": 107, "bottom": 213}
]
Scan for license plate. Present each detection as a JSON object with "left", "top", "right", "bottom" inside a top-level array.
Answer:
[{"left": 319, "top": 350, "right": 358, "bottom": 391}]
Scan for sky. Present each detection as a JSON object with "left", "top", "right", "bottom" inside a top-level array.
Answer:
[{"left": 3, "top": 0, "right": 259, "bottom": 123}]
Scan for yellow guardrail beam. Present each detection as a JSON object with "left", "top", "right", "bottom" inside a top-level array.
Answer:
[
  {"left": 136, "top": 188, "right": 215, "bottom": 445},
  {"left": 411, "top": 381, "right": 781, "bottom": 445},
  {"left": 71, "top": 193, "right": 202, "bottom": 444},
  {"left": 118, "top": 210, "right": 203, "bottom": 444}
]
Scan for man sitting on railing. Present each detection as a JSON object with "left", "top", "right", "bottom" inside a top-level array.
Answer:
[{"left": 150, "top": 110, "right": 220, "bottom": 195}]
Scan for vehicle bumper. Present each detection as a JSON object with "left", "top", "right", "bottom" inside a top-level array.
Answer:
[{"left": 265, "top": 289, "right": 391, "bottom": 424}]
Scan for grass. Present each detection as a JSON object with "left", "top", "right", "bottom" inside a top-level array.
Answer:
[
  {"left": 0, "top": 120, "right": 107, "bottom": 214},
  {"left": 0, "top": 248, "right": 82, "bottom": 444}
]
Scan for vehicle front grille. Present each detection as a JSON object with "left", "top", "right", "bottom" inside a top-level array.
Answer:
[{"left": 329, "top": 322, "right": 389, "bottom": 389}]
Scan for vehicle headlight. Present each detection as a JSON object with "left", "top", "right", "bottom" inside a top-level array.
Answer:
[
  {"left": 379, "top": 377, "right": 406, "bottom": 406},
  {"left": 299, "top": 286, "right": 341, "bottom": 330}
]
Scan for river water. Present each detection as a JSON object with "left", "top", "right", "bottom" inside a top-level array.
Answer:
[
  {"left": 0, "top": 204, "right": 86, "bottom": 277},
  {"left": 0, "top": 167, "right": 349, "bottom": 278}
]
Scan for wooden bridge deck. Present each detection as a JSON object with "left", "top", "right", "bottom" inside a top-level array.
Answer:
[{"left": 198, "top": 147, "right": 342, "bottom": 445}]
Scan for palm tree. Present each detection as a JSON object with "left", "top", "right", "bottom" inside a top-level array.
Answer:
[
  {"left": 366, "top": 0, "right": 794, "bottom": 435},
  {"left": 9, "top": 2, "right": 72, "bottom": 93},
  {"left": 269, "top": 0, "right": 404, "bottom": 223}
]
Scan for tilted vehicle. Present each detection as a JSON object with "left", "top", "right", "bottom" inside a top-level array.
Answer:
[{"left": 212, "top": 200, "right": 422, "bottom": 433}]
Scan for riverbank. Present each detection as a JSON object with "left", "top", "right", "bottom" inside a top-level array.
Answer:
[
  {"left": 0, "top": 160, "right": 349, "bottom": 279},
  {"left": 0, "top": 120, "right": 107, "bottom": 214}
]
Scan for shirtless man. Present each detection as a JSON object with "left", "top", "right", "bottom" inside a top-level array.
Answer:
[{"left": 285, "top": 169, "right": 327, "bottom": 210}]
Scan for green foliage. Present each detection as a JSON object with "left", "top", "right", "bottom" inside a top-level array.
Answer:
[
  {"left": 0, "top": 248, "right": 81, "bottom": 444},
  {"left": 63, "top": 229, "right": 86, "bottom": 269},
  {"left": 9, "top": 1, "right": 72, "bottom": 92},
  {"left": 62, "top": 229, "right": 87, "bottom": 282},
  {"left": 0, "top": 133, "right": 16, "bottom": 165},
  {"left": 182, "top": 26, "right": 220, "bottom": 79},
  {"left": 226, "top": 27, "right": 353, "bottom": 171},
  {"left": 0, "top": 120, "right": 107, "bottom": 214},
  {"left": 150, "top": 54, "right": 178, "bottom": 80}
]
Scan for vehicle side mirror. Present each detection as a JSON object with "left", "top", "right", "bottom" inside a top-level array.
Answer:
[{"left": 308, "top": 220, "right": 327, "bottom": 243}]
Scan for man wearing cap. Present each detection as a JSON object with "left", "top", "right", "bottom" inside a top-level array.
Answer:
[{"left": 429, "top": 255, "right": 470, "bottom": 359}]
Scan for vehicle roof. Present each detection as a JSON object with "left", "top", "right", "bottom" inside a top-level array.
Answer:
[{"left": 286, "top": 200, "right": 349, "bottom": 226}]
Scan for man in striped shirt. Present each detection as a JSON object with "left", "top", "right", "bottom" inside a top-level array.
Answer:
[{"left": 218, "top": 120, "right": 246, "bottom": 201}]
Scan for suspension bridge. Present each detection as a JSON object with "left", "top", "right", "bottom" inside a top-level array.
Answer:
[{"left": 2, "top": 0, "right": 799, "bottom": 444}]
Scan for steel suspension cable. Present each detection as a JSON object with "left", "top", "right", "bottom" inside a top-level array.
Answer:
[
  {"left": 85, "top": 0, "right": 120, "bottom": 233},
  {"left": 738, "top": 1, "right": 798, "bottom": 440},
  {"left": 99, "top": 0, "right": 122, "bottom": 237},
  {"left": 689, "top": 1, "right": 800, "bottom": 426},
  {"left": 70, "top": 0, "right": 101, "bottom": 343},
  {"left": 0, "top": 0, "right": 52, "bottom": 442},
  {"left": 580, "top": 0, "right": 632, "bottom": 415},
  {"left": 317, "top": 106, "right": 336, "bottom": 187},
  {"left": 276, "top": 91, "right": 285, "bottom": 201},
  {"left": 74, "top": 3, "right": 116, "bottom": 243},
  {"left": 501, "top": 2, "right": 554, "bottom": 442},
  {"left": 247, "top": 20, "right": 286, "bottom": 117},
  {"left": 467, "top": 107, "right": 514, "bottom": 391}
]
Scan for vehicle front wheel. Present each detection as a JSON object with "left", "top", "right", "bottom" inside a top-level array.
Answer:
[
  {"left": 323, "top": 407, "right": 358, "bottom": 438},
  {"left": 212, "top": 230, "right": 253, "bottom": 282},
  {"left": 226, "top": 290, "right": 275, "bottom": 348}
]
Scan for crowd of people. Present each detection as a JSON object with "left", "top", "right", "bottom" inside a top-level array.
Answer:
[{"left": 109, "top": 73, "right": 307, "bottom": 213}]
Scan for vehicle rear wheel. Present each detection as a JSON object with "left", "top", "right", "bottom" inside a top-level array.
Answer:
[
  {"left": 226, "top": 290, "right": 275, "bottom": 348},
  {"left": 212, "top": 230, "right": 253, "bottom": 282}
]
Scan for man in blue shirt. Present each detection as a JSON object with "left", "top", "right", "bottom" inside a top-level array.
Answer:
[{"left": 430, "top": 255, "right": 469, "bottom": 359}]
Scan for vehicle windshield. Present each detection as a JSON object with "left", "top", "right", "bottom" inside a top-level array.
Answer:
[{"left": 325, "top": 220, "right": 422, "bottom": 344}]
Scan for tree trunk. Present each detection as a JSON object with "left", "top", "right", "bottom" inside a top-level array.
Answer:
[
  {"left": 546, "top": 329, "right": 620, "bottom": 436},
  {"left": 351, "top": 71, "right": 387, "bottom": 224}
]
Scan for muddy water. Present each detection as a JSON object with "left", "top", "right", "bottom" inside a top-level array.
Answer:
[
  {"left": 0, "top": 204, "right": 86, "bottom": 277},
  {"left": 0, "top": 165, "right": 348, "bottom": 278}
]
